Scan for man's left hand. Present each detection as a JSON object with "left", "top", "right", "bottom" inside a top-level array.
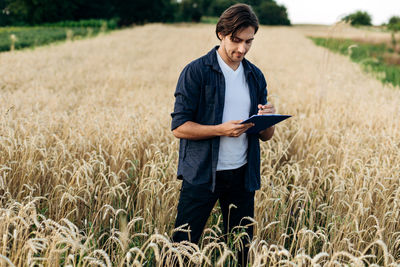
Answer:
[
  {"left": 257, "top": 103, "right": 276, "bottom": 141},
  {"left": 257, "top": 103, "right": 276, "bottom": 115}
]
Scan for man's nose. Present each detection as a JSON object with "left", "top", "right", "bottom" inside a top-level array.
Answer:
[{"left": 238, "top": 43, "right": 246, "bottom": 53}]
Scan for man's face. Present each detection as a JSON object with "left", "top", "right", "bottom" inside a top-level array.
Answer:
[{"left": 218, "top": 26, "right": 255, "bottom": 65}]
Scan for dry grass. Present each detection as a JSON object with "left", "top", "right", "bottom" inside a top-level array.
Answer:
[
  {"left": 296, "top": 23, "right": 397, "bottom": 45},
  {"left": 0, "top": 23, "right": 400, "bottom": 266},
  {"left": 299, "top": 22, "right": 400, "bottom": 57}
]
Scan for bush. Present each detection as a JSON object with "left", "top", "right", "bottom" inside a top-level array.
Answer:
[
  {"left": 389, "top": 16, "right": 400, "bottom": 25},
  {"left": 388, "top": 16, "right": 400, "bottom": 32},
  {"left": 39, "top": 18, "right": 119, "bottom": 30},
  {"left": 342, "top": 11, "right": 372, "bottom": 26}
]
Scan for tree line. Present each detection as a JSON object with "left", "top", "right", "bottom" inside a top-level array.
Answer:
[
  {"left": 342, "top": 10, "right": 400, "bottom": 30},
  {"left": 0, "top": 0, "right": 291, "bottom": 27}
]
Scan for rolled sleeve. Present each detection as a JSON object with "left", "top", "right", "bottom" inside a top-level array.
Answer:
[{"left": 171, "top": 63, "right": 201, "bottom": 131}]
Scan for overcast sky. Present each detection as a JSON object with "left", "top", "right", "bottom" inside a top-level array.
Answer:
[{"left": 275, "top": 0, "right": 400, "bottom": 25}]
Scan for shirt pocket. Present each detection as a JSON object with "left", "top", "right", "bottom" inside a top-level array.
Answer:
[
  {"left": 196, "top": 85, "right": 216, "bottom": 125},
  {"left": 204, "top": 85, "right": 216, "bottom": 107}
]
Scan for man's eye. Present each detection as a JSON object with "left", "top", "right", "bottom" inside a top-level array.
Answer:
[
  {"left": 246, "top": 40, "right": 253, "bottom": 44},
  {"left": 233, "top": 38, "right": 240, "bottom": 43}
]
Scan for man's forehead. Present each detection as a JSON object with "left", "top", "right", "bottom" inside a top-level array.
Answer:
[{"left": 231, "top": 26, "right": 255, "bottom": 39}]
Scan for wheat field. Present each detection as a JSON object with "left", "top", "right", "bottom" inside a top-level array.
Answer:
[
  {"left": 0, "top": 23, "right": 400, "bottom": 266},
  {"left": 297, "top": 23, "right": 397, "bottom": 45}
]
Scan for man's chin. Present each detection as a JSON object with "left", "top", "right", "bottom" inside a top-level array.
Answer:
[
  {"left": 231, "top": 56, "right": 243, "bottom": 62},
  {"left": 235, "top": 54, "right": 244, "bottom": 60}
]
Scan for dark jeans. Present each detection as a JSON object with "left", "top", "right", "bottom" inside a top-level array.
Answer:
[{"left": 172, "top": 164, "right": 255, "bottom": 266}]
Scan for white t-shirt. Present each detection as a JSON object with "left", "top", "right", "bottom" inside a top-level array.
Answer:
[{"left": 216, "top": 51, "right": 251, "bottom": 171}]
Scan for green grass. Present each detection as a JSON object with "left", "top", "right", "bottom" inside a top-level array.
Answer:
[
  {"left": 0, "top": 19, "right": 118, "bottom": 52},
  {"left": 201, "top": 16, "right": 219, "bottom": 24},
  {"left": 309, "top": 37, "right": 400, "bottom": 87},
  {"left": 0, "top": 27, "right": 104, "bottom": 52}
]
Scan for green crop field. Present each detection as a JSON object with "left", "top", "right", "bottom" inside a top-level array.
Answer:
[{"left": 0, "top": 19, "right": 118, "bottom": 52}]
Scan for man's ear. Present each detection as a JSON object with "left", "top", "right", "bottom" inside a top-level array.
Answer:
[{"left": 218, "top": 32, "right": 224, "bottom": 40}]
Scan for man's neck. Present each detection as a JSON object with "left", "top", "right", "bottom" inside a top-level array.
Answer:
[{"left": 217, "top": 47, "right": 240, "bottom": 71}]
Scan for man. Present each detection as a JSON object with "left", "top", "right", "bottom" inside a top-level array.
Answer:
[{"left": 170, "top": 3, "right": 276, "bottom": 266}]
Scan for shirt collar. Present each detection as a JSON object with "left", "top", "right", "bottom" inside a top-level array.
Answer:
[{"left": 204, "top": 45, "right": 253, "bottom": 77}]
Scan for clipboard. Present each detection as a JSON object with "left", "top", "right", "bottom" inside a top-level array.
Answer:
[{"left": 241, "top": 114, "right": 292, "bottom": 134}]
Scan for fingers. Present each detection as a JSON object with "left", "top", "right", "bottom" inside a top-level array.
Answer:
[
  {"left": 234, "top": 123, "right": 253, "bottom": 130},
  {"left": 229, "top": 123, "right": 254, "bottom": 137},
  {"left": 258, "top": 103, "right": 272, "bottom": 109},
  {"left": 258, "top": 103, "right": 276, "bottom": 115},
  {"left": 222, "top": 120, "right": 255, "bottom": 137},
  {"left": 230, "top": 129, "right": 246, "bottom": 137},
  {"left": 258, "top": 103, "right": 274, "bottom": 110},
  {"left": 241, "top": 122, "right": 254, "bottom": 128}
]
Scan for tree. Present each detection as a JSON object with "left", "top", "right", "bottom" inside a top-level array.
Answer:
[
  {"left": 176, "top": 0, "right": 203, "bottom": 22},
  {"left": 342, "top": 11, "right": 372, "bottom": 26},
  {"left": 255, "top": 1, "right": 290, "bottom": 26},
  {"left": 1, "top": 0, "right": 176, "bottom": 26},
  {"left": 1, "top": 0, "right": 118, "bottom": 25},
  {"left": 207, "top": 0, "right": 291, "bottom": 25},
  {"left": 0, "top": 0, "right": 29, "bottom": 25},
  {"left": 0, "top": 0, "right": 12, "bottom": 25},
  {"left": 207, "top": 0, "right": 237, "bottom": 17},
  {"left": 0, "top": 0, "right": 292, "bottom": 26}
]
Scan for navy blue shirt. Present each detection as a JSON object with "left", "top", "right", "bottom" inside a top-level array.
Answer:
[{"left": 171, "top": 46, "right": 268, "bottom": 192}]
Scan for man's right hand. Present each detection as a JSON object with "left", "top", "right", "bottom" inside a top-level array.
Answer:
[
  {"left": 172, "top": 120, "right": 254, "bottom": 140},
  {"left": 217, "top": 120, "right": 254, "bottom": 137}
]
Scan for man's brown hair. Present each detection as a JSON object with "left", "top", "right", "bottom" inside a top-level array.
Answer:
[{"left": 216, "top": 3, "right": 259, "bottom": 40}]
